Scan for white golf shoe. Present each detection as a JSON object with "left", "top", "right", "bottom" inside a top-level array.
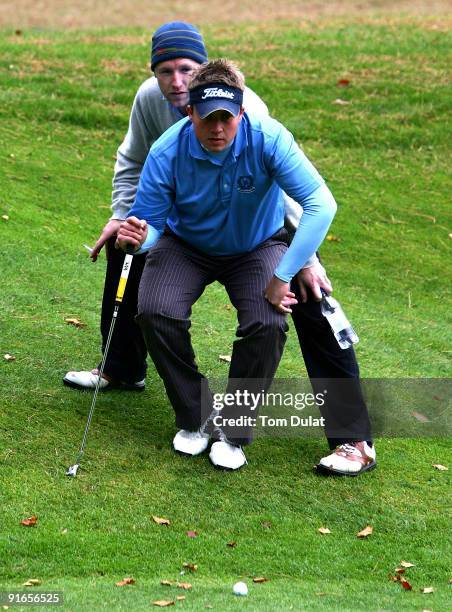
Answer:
[
  {"left": 173, "top": 430, "right": 210, "bottom": 456},
  {"left": 209, "top": 440, "right": 247, "bottom": 470},
  {"left": 63, "top": 369, "right": 145, "bottom": 391},
  {"left": 316, "top": 441, "right": 376, "bottom": 476}
]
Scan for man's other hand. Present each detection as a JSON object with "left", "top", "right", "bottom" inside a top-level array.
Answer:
[
  {"left": 264, "top": 276, "right": 298, "bottom": 314},
  {"left": 116, "top": 217, "right": 148, "bottom": 252},
  {"left": 297, "top": 261, "right": 332, "bottom": 302},
  {"left": 90, "top": 219, "right": 122, "bottom": 262}
]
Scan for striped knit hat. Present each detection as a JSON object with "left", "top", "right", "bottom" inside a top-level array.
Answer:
[{"left": 151, "top": 22, "right": 208, "bottom": 71}]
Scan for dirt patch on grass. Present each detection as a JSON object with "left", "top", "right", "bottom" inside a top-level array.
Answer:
[{"left": 1, "top": 0, "right": 450, "bottom": 30}]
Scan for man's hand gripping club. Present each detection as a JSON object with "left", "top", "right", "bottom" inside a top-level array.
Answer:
[{"left": 116, "top": 216, "right": 148, "bottom": 252}]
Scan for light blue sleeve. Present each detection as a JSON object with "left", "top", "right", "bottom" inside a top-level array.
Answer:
[
  {"left": 134, "top": 224, "right": 161, "bottom": 254},
  {"left": 127, "top": 150, "right": 174, "bottom": 253},
  {"left": 261, "top": 119, "right": 336, "bottom": 281},
  {"left": 274, "top": 183, "right": 337, "bottom": 282}
]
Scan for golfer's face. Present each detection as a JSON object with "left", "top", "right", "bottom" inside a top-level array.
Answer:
[
  {"left": 154, "top": 58, "right": 200, "bottom": 109},
  {"left": 188, "top": 107, "right": 244, "bottom": 152}
]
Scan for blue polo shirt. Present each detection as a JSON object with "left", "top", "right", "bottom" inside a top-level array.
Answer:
[{"left": 129, "top": 113, "right": 336, "bottom": 281}]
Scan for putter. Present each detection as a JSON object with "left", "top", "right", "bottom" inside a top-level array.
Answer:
[{"left": 66, "top": 250, "right": 135, "bottom": 477}]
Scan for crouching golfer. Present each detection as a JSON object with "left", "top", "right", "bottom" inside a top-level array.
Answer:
[{"left": 117, "top": 59, "right": 336, "bottom": 470}]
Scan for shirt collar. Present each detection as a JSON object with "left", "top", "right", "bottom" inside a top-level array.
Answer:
[{"left": 161, "top": 93, "right": 187, "bottom": 119}]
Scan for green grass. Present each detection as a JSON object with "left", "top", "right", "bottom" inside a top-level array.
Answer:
[{"left": 0, "top": 19, "right": 451, "bottom": 611}]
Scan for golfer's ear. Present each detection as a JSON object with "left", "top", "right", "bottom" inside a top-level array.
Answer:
[
  {"left": 238, "top": 106, "right": 245, "bottom": 120},
  {"left": 187, "top": 105, "right": 194, "bottom": 120}
]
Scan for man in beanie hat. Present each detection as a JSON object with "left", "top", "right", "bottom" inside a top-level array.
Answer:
[{"left": 64, "top": 24, "right": 375, "bottom": 477}]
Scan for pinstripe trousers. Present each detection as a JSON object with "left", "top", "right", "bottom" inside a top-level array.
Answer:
[{"left": 136, "top": 230, "right": 289, "bottom": 443}]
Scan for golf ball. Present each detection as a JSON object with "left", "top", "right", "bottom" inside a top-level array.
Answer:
[{"left": 233, "top": 581, "right": 248, "bottom": 596}]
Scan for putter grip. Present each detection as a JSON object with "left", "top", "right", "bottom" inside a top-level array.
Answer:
[{"left": 116, "top": 253, "right": 134, "bottom": 303}]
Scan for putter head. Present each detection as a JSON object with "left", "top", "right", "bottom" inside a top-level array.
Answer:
[{"left": 66, "top": 463, "right": 80, "bottom": 477}]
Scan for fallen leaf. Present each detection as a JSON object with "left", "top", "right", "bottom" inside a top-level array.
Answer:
[
  {"left": 318, "top": 527, "right": 331, "bottom": 535},
  {"left": 400, "top": 578, "right": 412, "bottom": 590},
  {"left": 186, "top": 530, "right": 198, "bottom": 538},
  {"left": 177, "top": 582, "right": 192, "bottom": 590},
  {"left": 152, "top": 516, "right": 170, "bottom": 526},
  {"left": 116, "top": 577, "right": 135, "bottom": 586},
  {"left": 337, "top": 78, "right": 351, "bottom": 86},
  {"left": 357, "top": 525, "right": 373, "bottom": 538},
  {"left": 21, "top": 515, "right": 38, "bottom": 527},
  {"left": 176, "top": 596, "right": 186, "bottom": 601},
  {"left": 421, "top": 587, "right": 434, "bottom": 594},
  {"left": 219, "top": 355, "right": 231, "bottom": 363},
  {"left": 64, "top": 317, "right": 86, "bottom": 328},
  {"left": 61, "top": 528, "right": 68, "bottom": 535},
  {"left": 2, "top": 215, "right": 9, "bottom": 220},
  {"left": 432, "top": 464, "right": 448, "bottom": 471},
  {"left": 182, "top": 563, "right": 198, "bottom": 571},
  {"left": 15, "top": 29, "right": 22, "bottom": 35},
  {"left": 315, "top": 592, "right": 327, "bottom": 596},
  {"left": 400, "top": 561, "right": 415, "bottom": 568},
  {"left": 4, "top": 354, "right": 16, "bottom": 361},
  {"left": 388, "top": 574, "right": 399, "bottom": 582},
  {"left": 395, "top": 568, "right": 406, "bottom": 574},
  {"left": 448, "top": 233, "right": 452, "bottom": 239},
  {"left": 153, "top": 601, "right": 174, "bottom": 608},
  {"left": 253, "top": 577, "right": 269, "bottom": 583},
  {"left": 160, "top": 580, "right": 192, "bottom": 590},
  {"left": 326, "top": 234, "right": 341, "bottom": 242},
  {"left": 224, "top": 304, "right": 232, "bottom": 310},
  {"left": 23, "top": 579, "right": 41, "bottom": 587},
  {"left": 227, "top": 541, "right": 237, "bottom": 548},
  {"left": 411, "top": 411, "right": 430, "bottom": 423},
  {"left": 261, "top": 521, "right": 272, "bottom": 529},
  {"left": 332, "top": 98, "right": 351, "bottom": 105}
]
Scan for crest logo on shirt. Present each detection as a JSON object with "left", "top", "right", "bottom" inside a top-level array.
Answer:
[{"left": 237, "top": 175, "right": 255, "bottom": 193}]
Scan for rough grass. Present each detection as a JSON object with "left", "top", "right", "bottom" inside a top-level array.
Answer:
[{"left": 1, "top": 0, "right": 451, "bottom": 30}]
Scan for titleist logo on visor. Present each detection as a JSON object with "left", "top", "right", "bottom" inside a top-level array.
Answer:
[
  {"left": 189, "top": 83, "right": 243, "bottom": 106},
  {"left": 201, "top": 87, "right": 235, "bottom": 100}
]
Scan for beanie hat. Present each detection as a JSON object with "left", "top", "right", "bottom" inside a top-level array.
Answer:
[{"left": 151, "top": 22, "right": 208, "bottom": 71}]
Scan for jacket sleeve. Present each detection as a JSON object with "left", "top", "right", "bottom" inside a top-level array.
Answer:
[{"left": 111, "top": 81, "right": 164, "bottom": 220}]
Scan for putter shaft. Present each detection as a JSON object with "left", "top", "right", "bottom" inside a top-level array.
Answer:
[{"left": 66, "top": 253, "right": 134, "bottom": 477}]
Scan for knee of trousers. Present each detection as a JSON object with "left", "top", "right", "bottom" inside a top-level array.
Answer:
[
  {"left": 136, "top": 305, "right": 190, "bottom": 336},
  {"left": 240, "top": 316, "right": 289, "bottom": 340}
]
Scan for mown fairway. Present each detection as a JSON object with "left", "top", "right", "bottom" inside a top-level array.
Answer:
[{"left": 0, "top": 15, "right": 451, "bottom": 611}]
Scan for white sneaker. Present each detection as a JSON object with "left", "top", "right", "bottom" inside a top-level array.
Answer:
[
  {"left": 173, "top": 430, "right": 210, "bottom": 456},
  {"left": 316, "top": 441, "right": 376, "bottom": 476},
  {"left": 63, "top": 369, "right": 145, "bottom": 391},
  {"left": 209, "top": 440, "right": 247, "bottom": 470}
]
